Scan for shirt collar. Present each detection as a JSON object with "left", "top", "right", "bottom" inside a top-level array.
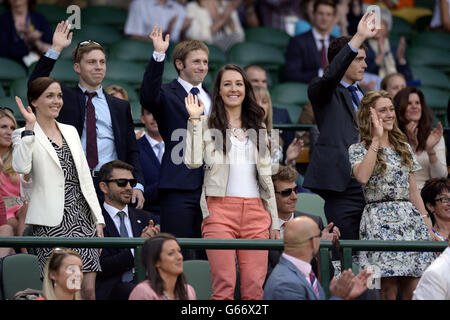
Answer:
[
  {"left": 282, "top": 253, "right": 312, "bottom": 278},
  {"left": 177, "top": 76, "right": 202, "bottom": 95},
  {"left": 78, "top": 83, "right": 105, "bottom": 99},
  {"left": 340, "top": 80, "right": 359, "bottom": 89},
  {"left": 145, "top": 133, "right": 163, "bottom": 148},
  {"left": 311, "top": 27, "right": 329, "bottom": 42},
  {"left": 279, "top": 212, "right": 295, "bottom": 229},
  {"left": 103, "top": 201, "right": 128, "bottom": 221}
]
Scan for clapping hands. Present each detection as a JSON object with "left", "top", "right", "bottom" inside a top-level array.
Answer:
[{"left": 330, "top": 268, "right": 372, "bottom": 299}]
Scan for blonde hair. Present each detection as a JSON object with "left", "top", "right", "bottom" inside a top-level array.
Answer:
[
  {"left": 357, "top": 90, "right": 413, "bottom": 175},
  {"left": 253, "top": 85, "right": 273, "bottom": 133},
  {"left": 42, "top": 248, "right": 83, "bottom": 300},
  {"left": 104, "top": 84, "right": 129, "bottom": 101},
  {"left": 0, "top": 109, "right": 18, "bottom": 184}
]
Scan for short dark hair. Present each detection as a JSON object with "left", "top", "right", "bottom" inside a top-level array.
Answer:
[
  {"left": 313, "top": 0, "right": 336, "bottom": 14},
  {"left": 328, "top": 36, "right": 367, "bottom": 64},
  {"left": 98, "top": 160, "right": 134, "bottom": 182},
  {"left": 420, "top": 178, "right": 450, "bottom": 225}
]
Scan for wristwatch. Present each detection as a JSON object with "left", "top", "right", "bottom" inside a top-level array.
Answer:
[{"left": 21, "top": 130, "right": 35, "bottom": 138}]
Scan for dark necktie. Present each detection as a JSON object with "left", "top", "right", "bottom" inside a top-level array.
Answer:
[
  {"left": 309, "top": 270, "right": 320, "bottom": 298},
  {"left": 320, "top": 39, "right": 328, "bottom": 70},
  {"left": 85, "top": 91, "right": 98, "bottom": 169},
  {"left": 117, "top": 211, "right": 134, "bottom": 282},
  {"left": 190, "top": 87, "right": 200, "bottom": 106},
  {"left": 347, "top": 85, "right": 361, "bottom": 110}
]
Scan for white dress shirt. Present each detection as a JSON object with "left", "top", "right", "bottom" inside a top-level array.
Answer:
[
  {"left": 145, "top": 133, "right": 165, "bottom": 163},
  {"left": 103, "top": 202, "right": 134, "bottom": 256},
  {"left": 311, "top": 27, "right": 331, "bottom": 77}
]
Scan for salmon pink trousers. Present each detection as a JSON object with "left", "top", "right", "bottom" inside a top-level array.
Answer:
[{"left": 202, "top": 196, "right": 272, "bottom": 300}]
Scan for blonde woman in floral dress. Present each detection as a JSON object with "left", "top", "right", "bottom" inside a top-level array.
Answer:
[{"left": 348, "top": 90, "right": 436, "bottom": 300}]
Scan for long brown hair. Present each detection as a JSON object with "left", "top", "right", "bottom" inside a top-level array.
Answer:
[
  {"left": 140, "top": 233, "right": 188, "bottom": 300},
  {"left": 208, "top": 64, "right": 265, "bottom": 153},
  {"left": 357, "top": 90, "right": 413, "bottom": 175},
  {"left": 394, "top": 87, "right": 432, "bottom": 153}
]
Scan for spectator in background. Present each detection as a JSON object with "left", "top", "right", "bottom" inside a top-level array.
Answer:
[
  {"left": 0, "top": 0, "right": 52, "bottom": 68},
  {"left": 263, "top": 216, "right": 370, "bottom": 300},
  {"left": 284, "top": 0, "right": 337, "bottom": 84},
  {"left": 380, "top": 72, "right": 406, "bottom": 99},
  {"left": 253, "top": 85, "right": 303, "bottom": 166},
  {"left": 430, "top": 0, "right": 450, "bottom": 32},
  {"left": 30, "top": 21, "right": 145, "bottom": 208},
  {"left": 96, "top": 160, "right": 159, "bottom": 300},
  {"left": 13, "top": 78, "right": 105, "bottom": 300},
  {"left": 255, "top": 0, "right": 302, "bottom": 31},
  {"left": 137, "top": 107, "right": 164, "bottom": 224},
  {"left": 350, "top": 90, "right": 435, "bottom": 300},
  {"left": 129, "top": 233, "right": 197, "bottom": 300},
  {"left": 0, "top": 108, "right": 30, "bottom": 239},
  {"left": 42, "top": 248, "right": 84, "bottom": 300},
  {"left": 244, "top": 64, "right": 294, "bottom": 157},
  {"left": 364, "top": 7, "right": 413, "bottom": 86},
  {"left": 413, "top": 234, "right": 450, "bottom": 300},
  {"left": 294, "top": 0, "right": 344, "bottom": 37},
  {"left": 394, "top": 87, "right": 447, "bottom": 192},
  {"left": 237, "top": 0, "right": 260, "bottom": 28},
  {"left": 184, "top": 64, "right": 280, "bottom": 300},
  {"left": 124, "top": 0, "right": 189, "bottom": 43},
  {"left": 104, "top": 85, "right": 129, "bottom": 102},
  {"left": 185, "top": 0, "right": 245, "bottom": 52},
  {"left": 421, "top": 178, "right": 450, "bottom": 242}
]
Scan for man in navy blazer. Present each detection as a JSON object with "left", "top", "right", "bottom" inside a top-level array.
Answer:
[
  {"left": 137, "top": 107, "right": 164, "bottom": 224},
  {"left": 28, "top": 21, "right": 145, "bottom": 208},
  {"left": 95, "top": 160, "right": 159, "bottom": 300},
  {"left": 283, "top": 0, "right": 337, "bottom": 84},
  {"left": 140, "top": 25, "right": 211, "bottom": 253},
  {"left": 263, "top": 216, "right": 371, "bottom": 300}
]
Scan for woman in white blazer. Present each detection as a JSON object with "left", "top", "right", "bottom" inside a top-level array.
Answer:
[{"left": 12, "top": 77, "right": 105, "bottom": 300}]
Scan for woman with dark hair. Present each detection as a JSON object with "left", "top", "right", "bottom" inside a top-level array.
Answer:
[
  {"left": 129, "top": 233, "right": 196, "bottom": 300},
  {"left": 421, "top": 178, "right": 450, "bottom": 241},
  {"left": 184, "top": 63, "right": 280, "bottom": 300},
  {"left": 394, "top": 87, "right": 447, "bottom": 192},
  {"left": 0, "top": 0, "right": 52, "bottom": 68},
  {"left": 349, "top": 90, "right": 435, "bottom": 300},
  {"left": 12, "top": 77, "right": 105, "bottom": 300}
]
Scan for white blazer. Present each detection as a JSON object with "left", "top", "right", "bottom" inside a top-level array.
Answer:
[
  {"left": 413, "top": 246, "right": 450, "bottom": 300},
  {"left": 12, "top": 121, "right": 104, "bottom": 227}
]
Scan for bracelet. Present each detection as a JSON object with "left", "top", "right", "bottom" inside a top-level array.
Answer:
[
  {"left": 188, "top": 117, "right": 200, "bottom": 121},
  {"left": 369, "top": 145, "right": 378, "bottom": 153},
  {"left": 21, "top": 130, "right": 35, "bottom": 138}
]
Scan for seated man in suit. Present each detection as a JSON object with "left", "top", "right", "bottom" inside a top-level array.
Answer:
[
  {"left": 284, "top": 0, "right": 337, "bottom": 84},
  {"left": 95, "top": 160, "right": 159, "bottom": 300},
  {"left": 29, "top": 21, "right": 145, "bottom": 208},
  {"left": 244, "top": 64, "right": 294, "bottom": 156},
  {"left": 268, "top": 165, "right": 340, "bottom": 278},
  {"left": 263, "top": 216, "right": 371, "bottom": 300},
  {"left": 137, "top": 107, "right": 164, "bottom": 225}
]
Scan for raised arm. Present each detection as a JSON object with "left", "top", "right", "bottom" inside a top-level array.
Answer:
[{"left": 12, "top": 97, "right": 36, "bottom": 174}]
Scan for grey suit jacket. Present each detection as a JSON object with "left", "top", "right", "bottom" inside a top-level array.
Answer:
[
  {"left": 263, "top": 255, "right": 341, "bottom": 300},
  {"left": 303, "top": 44, "right": 362, "bottom": 192}
]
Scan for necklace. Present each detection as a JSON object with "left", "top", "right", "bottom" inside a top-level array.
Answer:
[{"left": 227, "top": 123, "right": 248, "bottom": 142}]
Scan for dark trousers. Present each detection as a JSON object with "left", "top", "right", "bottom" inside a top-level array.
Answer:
[
  {"left": 159, "top": 188, "right": 205, "bottom": 260},
  {"left": 311, "top": 179, "right": 365, "bottom": 240}
]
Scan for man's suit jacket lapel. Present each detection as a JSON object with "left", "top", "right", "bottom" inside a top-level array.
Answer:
[
  {"left": 128, "top": 208, "right": 144, "bottom": 237},
  {"left": 280, "top": 256, "right": 319, "bottom": 300},
  {"left": 306, "top": 31, "right": 321, "bottom": 67},
  {"left": 34, "top": 122, "right": 61, "bottom": 169},
  {"left": 337, "top": 84, "right": 358, "bottom": 124},
  {"left": 74, "top": 85, "right": 87, "bottom": 137},
  {"left": 170, "top": 80, "right": 191, "bottom": 118},
  {"left": 140, "top": 136, "right": 161, "bottom": 169},
  {"left": 102, "top": 208, "right": 120, "bottom": 237}
]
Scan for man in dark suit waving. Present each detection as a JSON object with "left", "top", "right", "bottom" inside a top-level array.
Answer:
[
  {"left": 28, "top": 21, "right": 145, "bottom": 208},
  {"left": 95, "top": 160, "right": 159, "bottom": 300},
  {"left": 140, "top": 25, "right": 211, "bottom": 257},
  {"left": 303, "top": 12, "right": 378, "bottom": 240}
]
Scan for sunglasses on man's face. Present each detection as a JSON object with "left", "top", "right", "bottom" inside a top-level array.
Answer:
[
  {"left": 74, "top": 40, "right": 102, "bottom": 60},
  {"left": 104, "top": 178, "right": 137, "bottom": 188},
  {"left": 275, "top": 185, "right": 299, "bottom": 197}
]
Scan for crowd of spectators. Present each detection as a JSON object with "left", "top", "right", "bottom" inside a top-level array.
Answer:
[{"left": 0, "top": 0, "right": 449, "bottom": 301}]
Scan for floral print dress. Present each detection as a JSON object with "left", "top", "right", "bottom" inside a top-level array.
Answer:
[{"left": 349, "top": 143, "right": 434, "bottom": 277}]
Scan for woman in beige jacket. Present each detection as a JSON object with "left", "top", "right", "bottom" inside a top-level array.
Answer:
[{"left": 184, "top": 64, "right": 280, "bottom": 300}]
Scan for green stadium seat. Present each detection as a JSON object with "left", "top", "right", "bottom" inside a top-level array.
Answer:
[
  {"left": 413, "top": 15, "right": 432, "bottom": 32},
  {"left": 1, "top": 254, "right": 42, "bottom": 300},
  {"left": 81, "top": 6, "right": 128, "bottom": 27},
  {"left": 10, "top": 77, "right": 28, "bottom": 100},
  {"left": 244, "top": 27, "right": 291, "bottom": 52},
  {"left": 0, "top": 96, "right": 24, "bottom": 122},
  {"left": 272, "top": 102, "right": 303, "bottom": 123},
  {"left": 228, "top": 42, "right": 285, "bottom": 66},
  {"left": 406, "top": 46, "right": 450, "bottom": 68},
  {"left": 35, "top": 4, "right": 68, "bottom": 24},
  {"left": 183, "top": 260, "right": 212, "bottom": 300},
  {"left": 0, "top": 58, "right": 27, "bottom": 82},
  {"left": 411, "top": 31, "right": 450, "bottom": 50},
  {"left": 0, "top": 85, "right": 5, "bottom": 98},
  {"left": 270, "top": 82, "right": 309, "bottom": 106},
  {"left": 102, "top": 79, "right": 139, "bottom": 102},
  {"left": 420, "top": 86, "right": 449, "bottom": 110},
  {"left": 49, "top": 59, "right": 79, "bottom": 84},
  {"left": 296, "top": 193, "right": 327, "bottom": 226},
  {"left": 109, "top": 39, "right": 154, "bottom": 63},
  {"left": 391, "top": 16, "right": 413, "bottom": 37},
  {"left": 129, "top": 100, "right": 143, "bottom": 123},
  {"left": 105, "top": 60, "right": 145, "bottom": 86},
  {"left": 71, "top": 24, "right": 123, "bottom": 46},
  {"left": 411, "top": 67, "right": 450, "bottom": 90},
  {"left": 206, "top": 43, "right": 227, "bottom": 73}
]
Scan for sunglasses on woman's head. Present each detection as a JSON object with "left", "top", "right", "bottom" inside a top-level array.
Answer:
[
  {"left": 104, "top": 178, "right": 137, "bottom": 188},
  {"left": 275, "top": 185, "right": 299, "bottom": 197}
]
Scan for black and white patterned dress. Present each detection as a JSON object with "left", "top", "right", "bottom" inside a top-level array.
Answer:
[{"left": 33, "top": 137, "right": 101, "bottom": 277}]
